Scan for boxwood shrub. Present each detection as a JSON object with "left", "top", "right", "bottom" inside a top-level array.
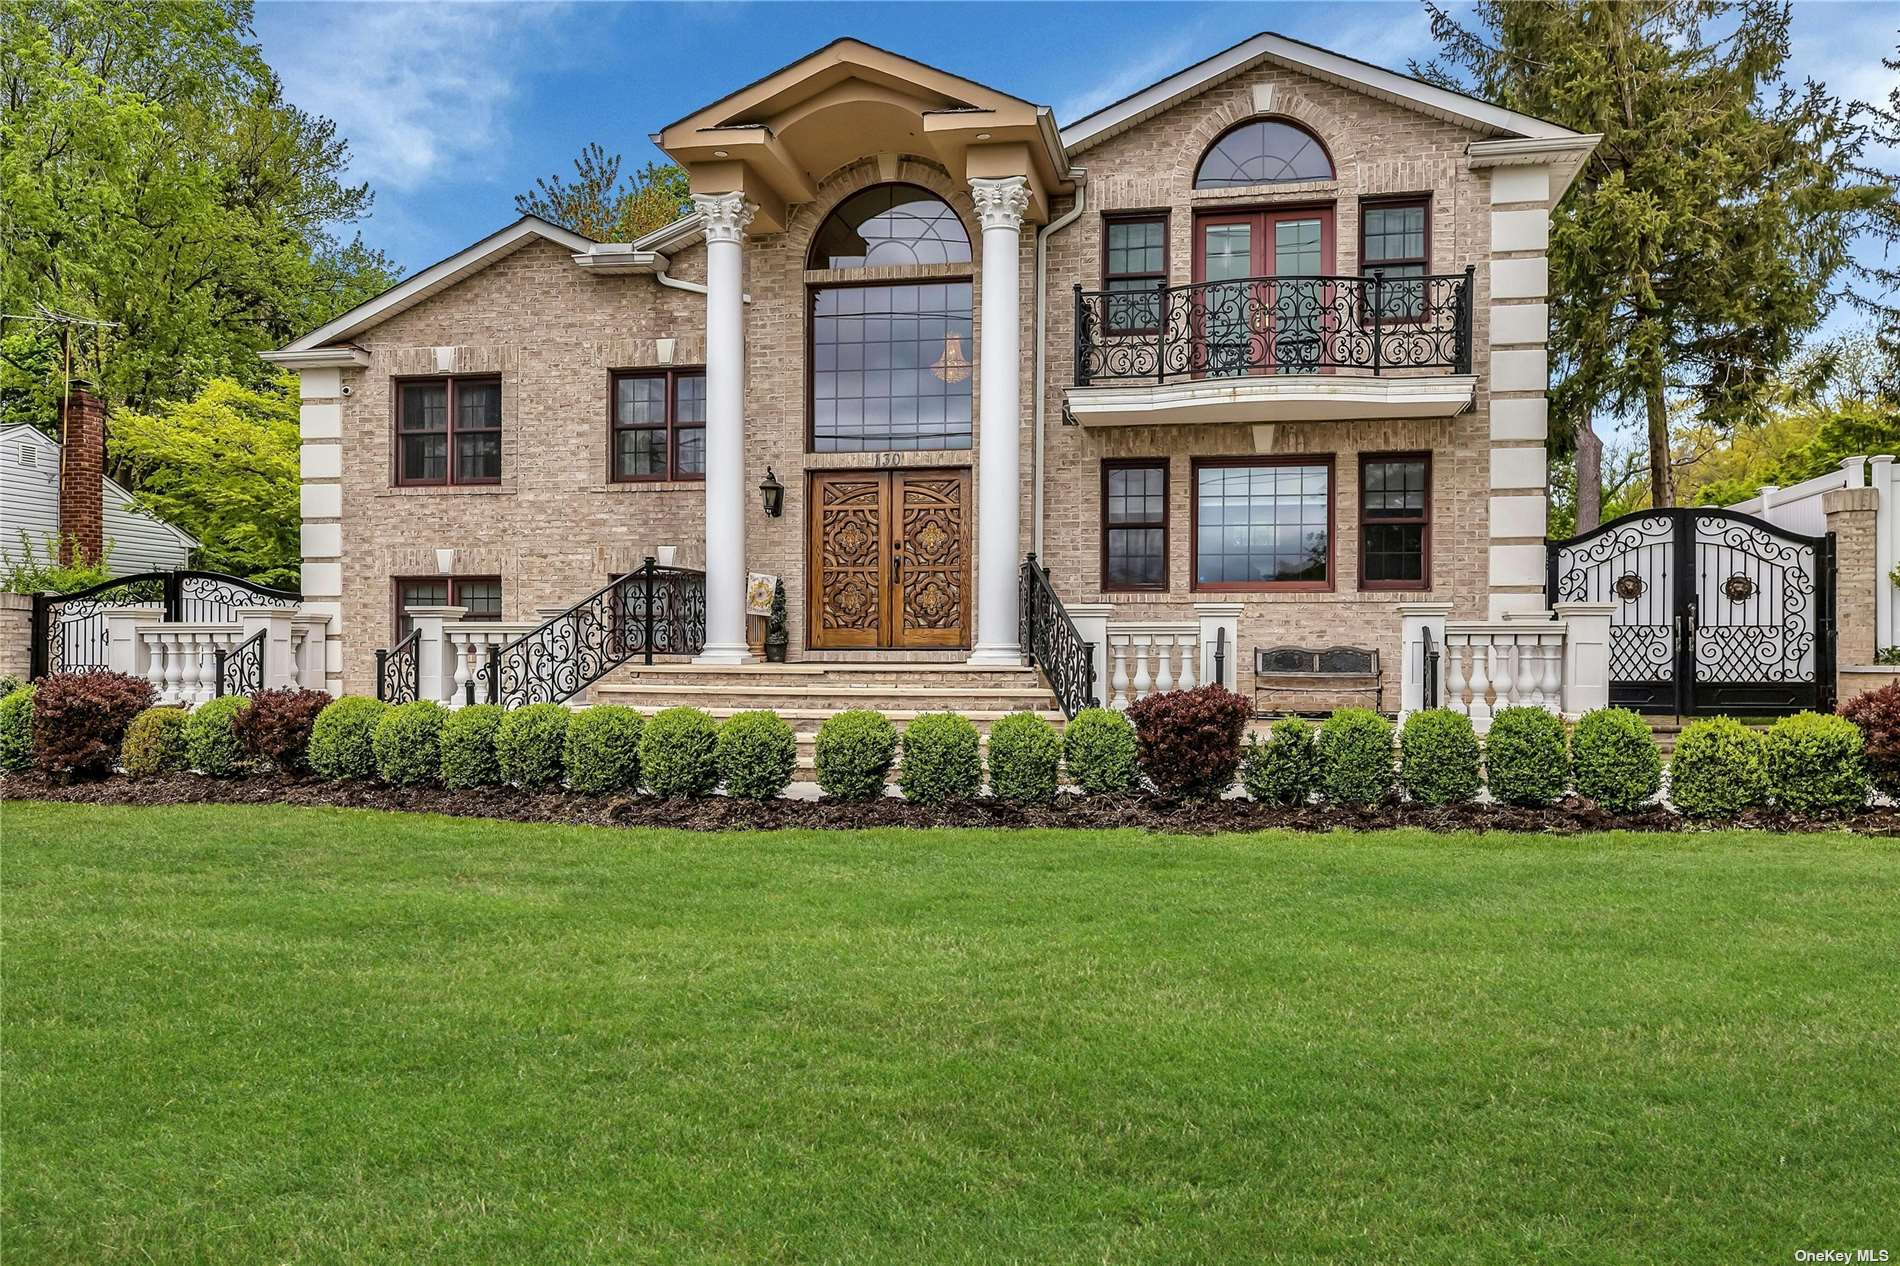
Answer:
[
  {"left": 185, "top": 694, "right": 252, "bottom": 777},
  {"left": 716, "top": 710, "right": 797, "bottom": 801},
  {"left": 898, "top": 711, "right": 982, "bottom": 804},
  {"left": 495, "top": 703, "right": 570, "bottom": 789},
  {"left": 639, "top": 706, "right": 720, "bottom": 798},
  {"left": 373, "top": 700, "right": 447, "bottom": 786},
  {"left": 814, "top": 709, "right": 896, "bottom": 801},
  {"left": 1241, "top": 716, "right": 1317, "bottom": 805},
  {"left": 1763, "top": 712, "right": 1868, "bottom": 816},
  {"left": 307, "top": 696, "right": 388, "bottom": 781},
  {"left": 986, "top": 711, "right": 1061, "bottom": 802},
  {"left": 439, "top": 704, "right": 506, "bottom": 789},
  {"left": 1061, "top": 707, "right": 1138, "bottom": 795},
  {"left": 565, "top": 705, "right": 644, "bottom": 795},
  {"left": 1483, "top": 706, "right": 1569, "bottom": 806},
  {"left": 31, "top": 671, "right": 155, "bottom": 776},
  {"left": 1571, "top": 707, "right": 1662, "bottom": 813},
  {"left": 0, "top": 685, "right": 34, "bottom": 773},
  {"left": 1839, "top": 683, "right": 1900, "bottom": 796},
  {"left": 232, "top": 687, "right": 331, "bottom": 772},
  {"left": 1126, "top": 684, "right": 1252, "bottom": 799},
  {"left": 122, "top": 706, "right": 190, "bottom": 778},
  {"left": 1317, "top": 708, "right": 1394, "bottom": 805},
  {"left": 1398, "top": 708, "right": 1481, "bottom": 805},
  {"left": 1668, "top": 716, "right": 1766, "bottom": 818}
]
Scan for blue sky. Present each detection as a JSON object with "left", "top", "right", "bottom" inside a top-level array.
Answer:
[{"left": 255, "top": 0, "right": 1897, "bottom": 326}]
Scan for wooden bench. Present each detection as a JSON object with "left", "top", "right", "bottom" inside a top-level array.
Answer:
[{"left": 1252, "top": 645, "right": 1383, "bottom": 716}]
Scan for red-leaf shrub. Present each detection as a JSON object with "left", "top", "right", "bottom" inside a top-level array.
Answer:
[
  {"left": 232, "top": 688, "right": 333, "bottom": 772},
  {"left": 1125, "top": 684, "right": 1252, "bottom": 799},
  {"left": 1841, "top": 684, "right": 1900, "bottom": 795},
  {"left": 31, "top": 671, "right": 156, "bottom": 776}
]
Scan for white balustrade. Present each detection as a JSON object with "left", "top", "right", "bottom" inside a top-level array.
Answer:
[
  {"left": 136, "top": 624, "right": 243, "bottom": 706},
  {"left": 1104, "top": 623, "right": 1200, "bottom": 710},
  {"left": 441, "top": 621, "right": 538, "bottom": 707},
  {"left": 1440, "top": 623, "right": 1569, "bottom": 731}
]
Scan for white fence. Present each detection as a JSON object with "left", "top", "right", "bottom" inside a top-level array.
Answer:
[
  {"left": 99, "top": 605, "right": 329, "bottom": 705},
  {"left": 1397, "top": 602, "right": 1613, "bottom": 732},
  {"left": 1731, "top": 454, "right": 1896, "bottom": 651}
]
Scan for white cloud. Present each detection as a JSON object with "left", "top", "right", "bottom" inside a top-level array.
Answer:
[{"left": 260, "top": 1, "right": 568, "bottom": 193}]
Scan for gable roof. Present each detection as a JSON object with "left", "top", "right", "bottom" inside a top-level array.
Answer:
[
  {"left": 0, "top": 423, "right": 200, "bottom": 549},
  {"left": 265, "top": 216, "right": 595, "bottom": 364},
  {"left": 1061, "top": 30, "right": 1584, "bottom": 152}
]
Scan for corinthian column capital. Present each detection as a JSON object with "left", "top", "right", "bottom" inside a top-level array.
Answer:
[
  {"left": 969, "top": 176, "right": 1032, "bottom": 231},
  {"left": 693, "top": 192, "right": 757, "bottom": 244}
]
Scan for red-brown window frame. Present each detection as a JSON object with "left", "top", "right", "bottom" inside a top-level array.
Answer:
[
  {"left": 1100, "top": 457, "right": 1170, "bottom": 593},
  {"left": 1100, "top": 211, "right": 1170, "bottom": 336},
  {"left": 391, "top": 575, "right": 502, "bottom": 641},
  {"left": 609, "top": 367, "right": 706, "bottom": 483},
  {"left": 1357, "top": 451, "right": 1432, "bottom": 591},
  {"left": 392, "top": 375, "right": 502, "bottom": 487},
  {"left": 1359, "top": 197, "right": 1432, "bottom": 326},
  {"left": 1189, "top": 454, "right": 1336, "bottom": 593}
]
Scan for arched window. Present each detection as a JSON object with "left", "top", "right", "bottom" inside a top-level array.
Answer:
[
  {"left": 808, "top": 184, "right": 971, "bottom": 269},
  {"left": 807, "top": 184, "right": 973, "bottom": 453},
  {"left": 1194, "top": 119, "right": 1333, "bottom": 188}
]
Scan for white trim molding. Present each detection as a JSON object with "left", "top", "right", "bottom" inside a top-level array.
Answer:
[
  {"left": 259, "top": 347, "right": 370, "bottom": 371},
  {"left": 1065, "top": 375, "right": 1477, "bottom": 427}
]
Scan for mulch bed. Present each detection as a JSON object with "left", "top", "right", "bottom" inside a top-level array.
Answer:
[{"left": 6, "top": 772, "right": 1898, "bottom": 836}]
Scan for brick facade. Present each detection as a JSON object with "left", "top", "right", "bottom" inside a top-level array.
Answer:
[{"left": 305, "top": 49, "right": 1547, "bottom": 705}]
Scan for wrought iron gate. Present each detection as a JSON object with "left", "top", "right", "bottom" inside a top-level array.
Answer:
[
  {"left": 29, "top": 570, "right": 300, "bottom": 679},
  {"left": 1547, "top": 509, "right": 1834, "bottom": 715}
]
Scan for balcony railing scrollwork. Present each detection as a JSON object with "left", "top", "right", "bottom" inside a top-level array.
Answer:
[
  {"left": 375, "top": 631, "right": 421, "bottom": 704},
  {"left": 1019, "top": 555, "right": 1096, "bottom": 719},
  {"left": 1074, "top": 267, "right": 1474, "bottom": 386},
  {"left": 491, "top": 558, "right": 706, "bottom": 708},
  {"left": 214, "top": 628, "right": 266, "bottom": 698}
]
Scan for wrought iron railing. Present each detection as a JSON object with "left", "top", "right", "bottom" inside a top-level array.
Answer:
[
  {"left": 376, "top": 631, "right": 421, "bottom": 704},
  {"left": 31, "top": 568, "right": 300, "bottom": 678},
  {"left": 1074, "top": 267, "right": 1474, "bottom": 386},
  {"left": 1019, "top": 554, "right": 1096, "bottom": 719},
  {"left": 490, "top": 558, "right": 706, "bottom": 708},
  {"left": 214, "top": 628, "right": 266, "bottom": 697}
]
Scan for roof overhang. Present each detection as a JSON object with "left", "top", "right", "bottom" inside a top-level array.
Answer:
[
  {"left": 657, "top": 38, "right": 1071, "bottom": 231},
  {"left": 1466, "top": 134, "right": 1602, "bottom": 203},
  {"left": 1062, "top": 31, "right": 1586, "bottom": 153},
  {"left": 258, "top": 346, "right": 371, "bottom": 371},
  {"left": 1065, "top": 375, "right": 1478, "bottom": 427}
]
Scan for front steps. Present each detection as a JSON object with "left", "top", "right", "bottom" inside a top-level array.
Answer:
[{"left": 591, "top": 661, "right": 1066, "bottom": 776}]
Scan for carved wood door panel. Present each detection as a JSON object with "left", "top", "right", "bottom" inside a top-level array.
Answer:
[{"left": 808, "top": 469, "right": 970, "bottom": 650}]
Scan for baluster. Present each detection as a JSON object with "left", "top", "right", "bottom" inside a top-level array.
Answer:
[
  {"left": 164, "top": 633, "right": 187, "bottom": 705},
  {"left": 1176, "top": 633, "right": 1197, "bottom": 691},
  {"left": 1154, "top": 632, "right": 1174, "bottom": 695},
  {"left": 1132, "top": 635, "right": 1153, "bottom": 702},
  {"left": 1445, "top": 634, "right": 1469, "bottom": 716},
  {"left": 177, "top": 634, "right": 201, "bottom": 707},
  {"left": 141, "top": 632, "right": 164, "bottom": 704},
  {"left": 1109, "top": 635, "right": 1130, "bottom": 710},
  {"left": 1467, "top": 637, "right": 1493, "bottom": 725},
  {"left": 1513, "top": 634, "right": 1538, "bottom": 709},
  {"left": 449, "top": 635, "right": 472, "bottom": 708},
  {"left": 1539, "top": 635, "right": 1563, "bottom": 712}
]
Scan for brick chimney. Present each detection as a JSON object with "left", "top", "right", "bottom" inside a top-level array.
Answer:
[{"left": 58, "top": 384, "right": 106, "bottom": 567}]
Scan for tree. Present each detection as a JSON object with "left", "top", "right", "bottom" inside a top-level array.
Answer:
[
  {"left": 0, "top": 0, "right": 400, "bottom": 425},
  {"left": 108, "top": 373, "right": 300, "bottom": 586},
  {"left": 1419, "top": 1, "right": 1899, "bottom": 507},
  {"left": 515, "top": 143, "right": 691, "bottom": 242}
]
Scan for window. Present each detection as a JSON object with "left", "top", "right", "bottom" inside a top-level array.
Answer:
[
  {"left": 1195, "top": 209, "right": 1334, "bottom": 376},
  {"left": 1102, "top": 214, "right": 1168, "bottom": 333},
  {"left": 612, "top": 369, "right": 705, "bottom": 481},
  {"left": 811, "top": 282, "right": 973, "bottom": 452},
  {"left": 1192, "top": 458, "right": 1332, "bottom": 590},
  {"left": 1101, "top": 460, "right": 1168, "bottom": 591},
  {"left": 1362, "top": 200, "right": 1429, "bottom": 321},
  {"left": 1194, "top": 119, "right": 1334, "bottom": 188},
  {"left": 394, "top": 576, "right": 501, "bottom": 640},
  {"left": 1359, "top": 454, "right": 1430, "bottom": 589},
  {"left": 396, "top": 377, "right": 501, "bottom": 486},
  {"left": 809, "top": 184, "right": 971, "bottom": 269}
]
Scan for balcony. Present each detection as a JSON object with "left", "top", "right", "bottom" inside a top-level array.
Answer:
[{"left": 1067, "top": 268, "right": 1476, "bottom": 427}]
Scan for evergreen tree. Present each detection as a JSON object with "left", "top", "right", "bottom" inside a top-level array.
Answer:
[{"left": 515, "top": 143, "right": 691, "bottom": 242}]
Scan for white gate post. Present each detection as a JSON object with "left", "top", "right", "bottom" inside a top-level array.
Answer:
[
  {"left": 405, "top": 605, "right": 465, "bottom": 703},
  {"left": 104, "top": 606, "right": 163, "bottom": 683},
  {"left": 1870, "top": 454, "right": 1894, "bottom": 653},
  {"left": 1193, "top": 602, "right": 1243, "bottom": 691},
  {"left": 237, "top": 606, "right": 299, "bottom": 691},
  {"left": 1064, "top": 603, "right": 1113, "bottom": 711},
  {"left": 1397, "top": 601, "right": 1453, "bottom": 718},
  {"left": 1554, "top": 600, "right": 1614, "bottom": 717}
]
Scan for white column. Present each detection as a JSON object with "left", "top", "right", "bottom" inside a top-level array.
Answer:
[
  {"left": 1396, "top": 601, "right": 1453, "bottom": 717},
  {"left": 692, "top": 191, "right": 758, "bottom": 665},
  {"left": 1870, "top": 454, "right": 1895, "bottom": 651},
  {"left": 405, "top": 605, "right": 465, "bottom": 702},
  {"left": 1486, "top": 163, "right": 1553, "bottom": 618},
  {"left": 237, "top": 606, "right": 299, "bottom": 691},
  {"left": 104, "top": 606, "right": 163, "bottom": 681},
  {"left": 966, "top": 175, "right": 1032, "bottom": 666}
]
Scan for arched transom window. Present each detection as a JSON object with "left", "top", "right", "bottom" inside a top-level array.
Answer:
[
  {"left": 808, "top": 184, "right": 972, "bottom": 270},
  {"left": 1194, "top": 119, "right": 1334, "bottom": 188},
  {"left": 808, "top": 184, "right": 973, "bottom": 452}
]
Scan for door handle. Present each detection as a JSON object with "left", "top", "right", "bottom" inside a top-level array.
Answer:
[{"left": 891, "top": 550, "right": 902, "bottom": 586}]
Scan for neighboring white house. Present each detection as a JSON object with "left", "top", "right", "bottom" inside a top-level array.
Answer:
[{"left": 0, "top": 423, "right": 197, "bottom": 576}]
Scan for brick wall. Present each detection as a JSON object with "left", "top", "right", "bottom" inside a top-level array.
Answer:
[
  {"left": 1825, "top": 486, "right": 1880, "bottom": 703},
  {"left": 0, "top": 593, "right": 32, "bottom": 684}
]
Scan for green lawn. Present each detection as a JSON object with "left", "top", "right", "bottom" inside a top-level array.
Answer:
[{"left": 3, "top": 804, "right": 1896, "bottom": 1264}]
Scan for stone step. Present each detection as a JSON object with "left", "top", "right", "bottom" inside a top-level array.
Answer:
[
  {"left": 591, "top": 681, "right": 1059, "bottom": 711},
  {"left": 585, "top": 698, "right": 1067, "bottom": 735},
  {"left": 597, "top": 661, "right": 1044, "bottom": 689}
]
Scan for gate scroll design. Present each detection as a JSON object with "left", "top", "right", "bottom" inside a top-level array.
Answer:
[
  {"left": 29, "top": 570, "right": 301, "bottom": 679},
  {"left": 1547, "top": 508, "right": 1834, "bottom": 716}
]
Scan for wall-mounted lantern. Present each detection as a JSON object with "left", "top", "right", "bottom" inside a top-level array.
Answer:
[{"left": 759, "top": 467, "right": 785, "bottom": 518}]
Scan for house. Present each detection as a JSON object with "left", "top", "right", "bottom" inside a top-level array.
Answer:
[
  {"left": 263, "top": 32, "right": 1600, "bottom": 723},
  {"left": 0, "top": 421, "right": 198, "bottom": 577}
]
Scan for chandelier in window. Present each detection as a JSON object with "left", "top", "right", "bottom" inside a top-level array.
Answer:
[{"left": 932, "top": 332, "right": 971, "bottom": 384}]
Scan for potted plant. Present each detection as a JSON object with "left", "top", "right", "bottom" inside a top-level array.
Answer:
[{"left": 765, "top": 579, "right": 789, "bottom": 663}]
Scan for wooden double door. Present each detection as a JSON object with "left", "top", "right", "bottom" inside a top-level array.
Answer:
[{"left": 809, "top": 468, "right": 971, "bottom": 649}]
